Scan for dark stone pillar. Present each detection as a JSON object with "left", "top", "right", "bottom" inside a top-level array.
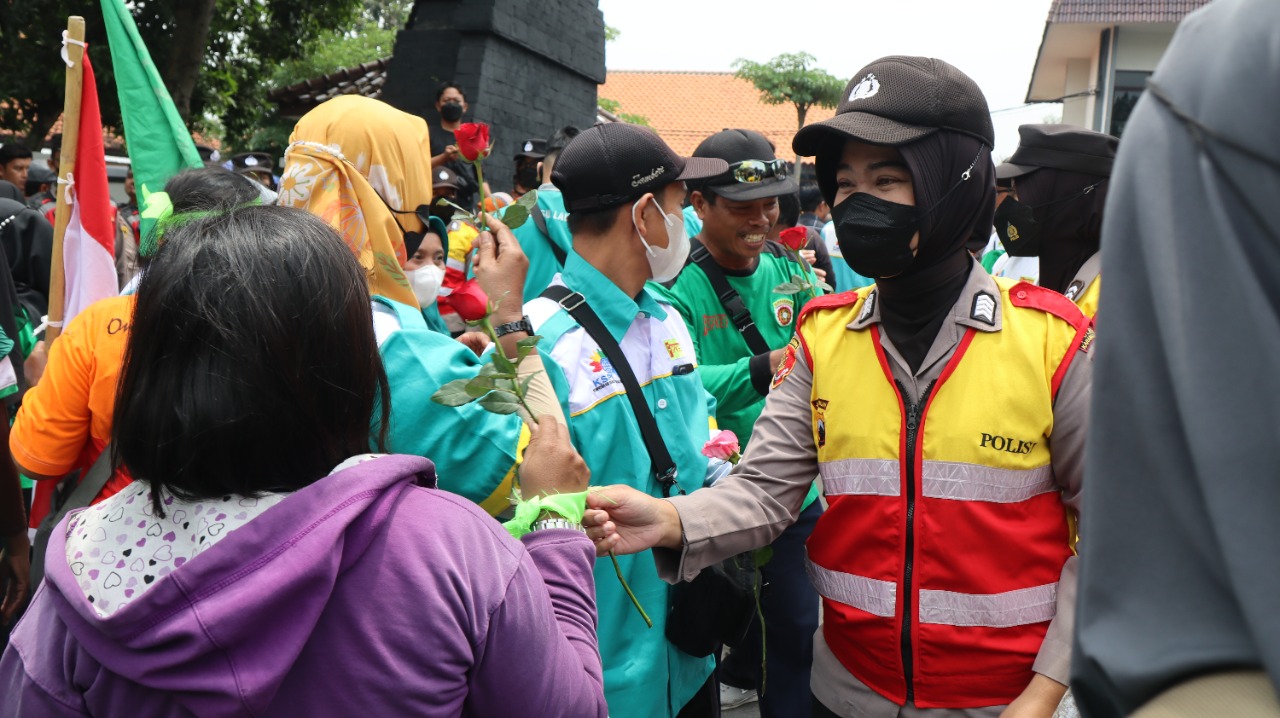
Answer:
[{"left": 382, "top": 0, "right": 605, "bottom": 194}]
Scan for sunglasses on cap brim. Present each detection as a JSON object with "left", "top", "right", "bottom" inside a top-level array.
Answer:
[{"left": 728, "top": 159, "right": 789, "bottom": 184}]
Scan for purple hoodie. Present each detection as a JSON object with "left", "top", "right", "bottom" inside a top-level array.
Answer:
[{"left": 1, "top": 454, "right": 606, "bottom": 717}]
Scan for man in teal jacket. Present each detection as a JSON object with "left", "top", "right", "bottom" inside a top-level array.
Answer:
[
  {"left": 651, "top": 128, "right": 823, "bottom": 716},
  {"left": 524, "top": 123, "right": 729, "bottom": 717}
]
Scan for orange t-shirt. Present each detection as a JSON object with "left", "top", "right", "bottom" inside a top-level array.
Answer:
[{"left": 12, "top": 295, "right": 135, "bottom": 528}]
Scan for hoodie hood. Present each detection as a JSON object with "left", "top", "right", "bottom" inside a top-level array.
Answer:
[{"left": 42, "top": 454, "right": 436, "bottom": 717}]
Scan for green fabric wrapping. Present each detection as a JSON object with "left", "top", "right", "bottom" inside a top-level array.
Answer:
[{"left": 503, "top": 491, "right": 588, "bottom": 539}]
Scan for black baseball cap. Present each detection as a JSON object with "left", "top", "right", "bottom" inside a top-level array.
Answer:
[
  {"left": 794, "top": 56, "right": 995, "bottom": 155},
  {"left": 432, "top": 165, "right": 461, "bottom": 190},
  {"left": 552, "top": 123, "right": 728, "bottom": 212},
  {"left": 516, "top": 138, "right": 547, "bottom": 159},
  {"left": 1001, "top": 124, "right": 1118, "bottom": 178},
  {"left": 691, "top": 129, "right": 798, "bottom": 201}
]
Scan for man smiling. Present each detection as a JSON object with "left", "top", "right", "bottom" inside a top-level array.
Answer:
[{"left": 651, "top": 128, "right": 824, "bottom": 716}]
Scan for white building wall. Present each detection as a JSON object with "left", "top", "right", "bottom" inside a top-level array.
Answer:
[
  {"left": 1062, "top": 58, "right": 1093, "bottom": 127},
  {"left": 1113, "top": 25, "right": 1179, "bottom": 70}
]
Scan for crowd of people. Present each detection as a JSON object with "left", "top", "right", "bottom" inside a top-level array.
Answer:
[{"left": 0, "top": 0, "right": 1278, "bottom": 715}]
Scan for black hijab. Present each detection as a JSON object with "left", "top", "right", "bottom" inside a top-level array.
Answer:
[
  {"left": 1013, "top": 167, "right": 1107, "bottom": 294},
  {"left": 869, "top": 132, "right": 995, "bottom": 371}
]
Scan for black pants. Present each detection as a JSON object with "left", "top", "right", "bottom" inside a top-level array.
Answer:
[
  {"left": 720, "top": 501, "right": 823, "bottom": 717},
  {"left": 677, "top": 670, "right": 721, "bottom": 718},
  {"left": 811, "top": 693, "right": 840, "bottom": 717}
]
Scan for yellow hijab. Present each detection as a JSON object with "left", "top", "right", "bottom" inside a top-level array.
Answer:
[{"left": 280, "top": 96, "right": 431, "bottom": 308}]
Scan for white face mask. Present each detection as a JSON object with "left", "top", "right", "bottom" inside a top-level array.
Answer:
[
  {"left": 632, "top": 195, "right": 689, "bottom": 284},
  {"left": 406, "top": 264, "right": 444, "bottom": 307}
]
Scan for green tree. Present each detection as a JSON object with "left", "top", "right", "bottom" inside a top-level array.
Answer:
[
  {"left": 0, "top": 0, "right": 366, "bottom": 148},
  {"left": 732, "top": 52, "right": 844, "bottom": 131}
]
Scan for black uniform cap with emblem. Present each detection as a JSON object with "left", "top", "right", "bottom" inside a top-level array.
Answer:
[
  {"left": 689, "top": 128, "right": 798, "bottom": 202},
  {"left": 229, "top": 152, "right": 275, "bottom": 178},
  {"left": 793, "top": 56, "right": 995, "bottom": 156},
  {"left": 999, "top": 124, "right": 1118, "bottom": 179},
  {"left": 432, "top": 165, "right": 462, "bottom": 190},
  {"left": 516, "top": 138, "right": 547, "bottom": 159}
]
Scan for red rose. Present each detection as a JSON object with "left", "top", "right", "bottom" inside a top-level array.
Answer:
[
  {"left": 454, "top": 123, "right": 492, "bottom": 163},
  {"left": 441, "top": 278, "right": 490, "bottom": 322},
  {"left": 778, "top": 226, "right": 809, "bottom": 252}
]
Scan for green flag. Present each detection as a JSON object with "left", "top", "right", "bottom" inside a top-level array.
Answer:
[{"left": 100, "top": 0, "right": 204, "bottom": 255}]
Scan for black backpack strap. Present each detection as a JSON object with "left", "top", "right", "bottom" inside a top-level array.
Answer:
[
  {"left": 30, "top": 445, "right": 117, "bottom": 587},
  {"left": 539, "top": 285, "right": 679, "bottom": 496},
  {"left": 532, "top": 207, "right": 567, "bottom": 267},
  {"left": 688, "top": 239, "right": 771, "bottom": 355}
]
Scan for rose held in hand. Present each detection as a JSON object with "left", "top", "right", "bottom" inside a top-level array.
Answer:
[
  {"left": 778, "top": 226, "right": 808, "bottom": 252},
  {"left": 440, "top": 278, "right": 489, "bottom": 322},
  {"left": 454, "top": 123, "right": 491, "bottom": 163},
  {"left": 702, "top": 430, "right": 742, "bottom": 463}
]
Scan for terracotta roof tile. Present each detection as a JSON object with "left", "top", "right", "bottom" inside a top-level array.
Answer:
[
  {"left": 598, "top": 71, "right": 838, "bottom": 157},
  {"left": 268, "top": 58, "right": 392, "bottom": 118},
  {"left": 1047, "top": 0, "right": 1212, "bottom": 23}
]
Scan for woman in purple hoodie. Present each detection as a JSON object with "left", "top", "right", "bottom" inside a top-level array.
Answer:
[{"left": 0, "top": 205, "right": 607, "bottom": 717}]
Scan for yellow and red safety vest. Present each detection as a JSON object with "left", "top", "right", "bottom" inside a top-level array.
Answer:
[{"left": 797, "top": 278, "right": 1091, "bottom": 708}]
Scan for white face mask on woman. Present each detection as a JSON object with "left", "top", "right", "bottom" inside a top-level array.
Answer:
[
  {"left": 632, "top": 195, "right": 689, "bottom": 283},
  {"left": 406, "top": 264, "right": 444, "bottom": 307}
]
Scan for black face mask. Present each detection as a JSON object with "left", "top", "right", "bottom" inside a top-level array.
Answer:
[
  {"left": 994, "top": 198, "right": 1041, "bottom": 257},
  {"left": 439, "top": 101, "right": 463, "bottom": 123},
  {"left": 830, "top": 193, "right": 920, "bottom": 278},
  {"left": 515, "top": 164, "right": 539, "bottom": 190},
  {"left": 430, "top": 201, "right": 456, "bottom": 223}
]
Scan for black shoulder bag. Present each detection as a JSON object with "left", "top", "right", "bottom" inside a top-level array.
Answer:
[
  {"left": 532, "top": 208, "right": 568, "bottom": 268},
  {"left": 540, "top": 286, "right": 753, "bottom": 657},
  {"left": 687, "top": 239, "right": 771, "bottom": 355}
]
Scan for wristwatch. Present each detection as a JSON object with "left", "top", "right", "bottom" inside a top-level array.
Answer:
[
  {"left": 494, "top": 315, "right": 533, "bottom": 338},
  {"left": 530, "top": 518, "right": 586, "bottom": 534}
]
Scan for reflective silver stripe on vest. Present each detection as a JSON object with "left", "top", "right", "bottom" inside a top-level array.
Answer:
[
  {"left": 918, "top": 582, "right": 1058, "bottom": 628},
  {"left": 805, "top": 558, "right": 897, "bottom": 618},
  {"left": 920, "top": 460, "right": 1056, "bottom": 503},
  {"left": 819, "top": 458, "right": 900, "bottom": 497}
]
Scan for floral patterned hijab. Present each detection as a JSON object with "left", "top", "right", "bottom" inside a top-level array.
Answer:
[{"left": 279, "top": 96, "right": 432, "bottom": 307}]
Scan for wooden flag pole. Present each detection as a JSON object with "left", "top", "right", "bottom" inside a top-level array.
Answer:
[{"left": 46, "top": 16, "right": 86, "bottom": 346}]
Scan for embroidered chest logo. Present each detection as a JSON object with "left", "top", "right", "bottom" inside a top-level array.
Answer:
[
  {"left": 971, "top": 292, "right": 996, "bottom": 325},
  {"left": 848, "top": 73, "right": 880, "bottom": 102},
  {"left": 770, "top": 335, "right": 801, "bottom": 390},
  {"left": 703, "top": 313, "right": 729, "bottom": 336},
  {"left": 980, "top": 433, "right": 1038, "bottom": 455},
  {"left": 773, "top": 297, "right": 794, "bottom": 327},
  {"left": 587, "top": 350, "right": 620, "bottom": 391},
  {"left": 812, "top": 398, "right": 829, "bottom": 448},
  {"left": 664, "top": 339, "right": 685, "bottom": 360}
]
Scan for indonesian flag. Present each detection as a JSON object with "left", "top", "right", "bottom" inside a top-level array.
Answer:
[{"left": 61, "top": 53, "right": 116, "bottom": 324}]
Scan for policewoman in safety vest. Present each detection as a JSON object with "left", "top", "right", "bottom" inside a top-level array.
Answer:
[
  {"left": 993, "top": 124, "right": 1118, "bottom": 319},
  {"left": 584, "top": 56, "right": 1095, "bottom": 718}
]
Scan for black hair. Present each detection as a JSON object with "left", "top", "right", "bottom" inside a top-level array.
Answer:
[
  {"left": 435, "top": 82, "right": 465, "bottom": 102},
  {"left": 567, "top": 204, "right": 627, "bottom": 236},
  {"left": 777, "top": 191, "right": 801, "bottom": 228},
  {"left": 165, "top": 167, "right": 261, "bottom": 212},
  {"left": 799, "top": 185, "right": 825, "bottom": 213},
  {"left": 113, "top": 205, "right": 391, "bottom": 517},
  {"left": 546, "top": 126, "right": 581, "bottom": 157},
  {"left": 0, "top": 144, "right": 32, "bottom": 165}
]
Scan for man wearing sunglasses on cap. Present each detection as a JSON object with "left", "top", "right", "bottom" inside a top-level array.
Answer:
[
  {"left": 522, "top": 122, "right": 730, "bottom": 718},
  {"left": 585, "top": 56, "right": 1095, "bottom": 718},
  {"left": 650, "top": 128, "right": 825, "bottom": 716}
]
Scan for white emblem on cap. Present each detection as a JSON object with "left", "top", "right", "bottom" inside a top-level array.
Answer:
[
  {"left": 244, "top": 155, "right": 258, "bottom": 166},
  {"left": 849, "top": 73, "right": 880, "bottom": 102},
  {"left": 438, "top": 170, "right": 448, "bottom": 180},
  {"left": 523, "top": 141, "right": 534, "bottom": 152}
]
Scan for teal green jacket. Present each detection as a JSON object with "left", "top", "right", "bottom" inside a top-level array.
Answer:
[
  {"left": 373, "top": 297, "right": 526, "bottom": 516},
  {"left": 510, "top": 185, "right": 574, "bottom": 302},
  {"left": 526, "top": 255, "right": 716, "bottom": 718},
  {"left": 650, "top": 240, "right": 820, "bottom": 510}
]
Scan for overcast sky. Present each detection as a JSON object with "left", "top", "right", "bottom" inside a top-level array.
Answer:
[{"left": 598, "top": 0, "right": 1062, "bottom": 161}]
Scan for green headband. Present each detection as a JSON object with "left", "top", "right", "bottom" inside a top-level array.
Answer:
[{"left": 139, "top": 190, "right": 263, "bottom": 257}]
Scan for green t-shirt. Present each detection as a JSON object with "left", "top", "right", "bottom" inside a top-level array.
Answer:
[{"left": 649, "top": 239, "right": 821, "bottom": 509}]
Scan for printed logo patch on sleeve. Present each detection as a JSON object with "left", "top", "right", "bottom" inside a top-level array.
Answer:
[
  {"left": 773, "top": 297, "right": 795, "bottom": 327},
  {"left": 1079, "top": 326, "right": 1095, "bottom": 353},
  {"left": 770, "top": 336, "right": 801, "bottom": 389}
]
